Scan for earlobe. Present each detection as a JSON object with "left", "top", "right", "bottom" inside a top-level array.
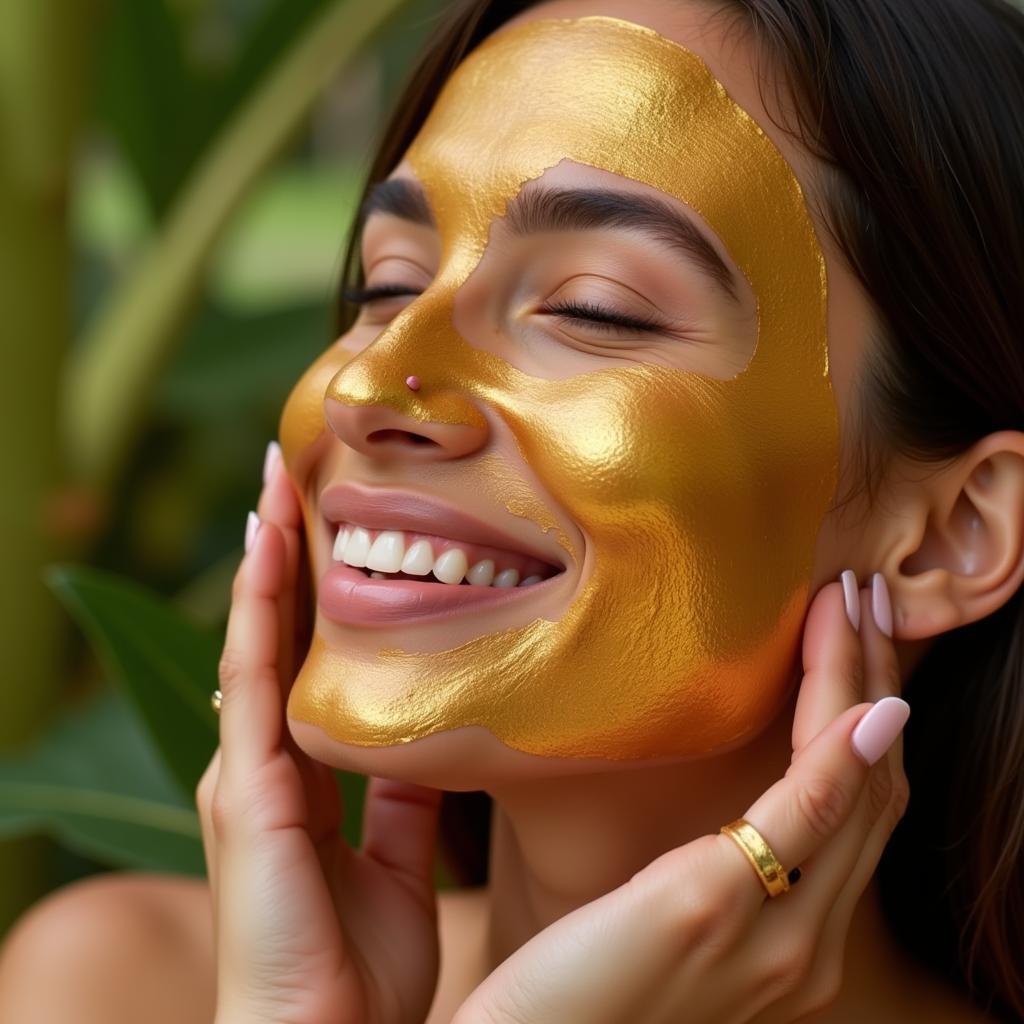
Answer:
[{"left": 880, "top": 431, "right": 1024, "bottom": 641}]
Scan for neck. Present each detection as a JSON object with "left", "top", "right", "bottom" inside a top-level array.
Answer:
[
  {"left": 481, "top": 687, "right": 966, "bottom": 1023},
  {"left": 485, "top": 685, "right": 798, "bottom": 963}
]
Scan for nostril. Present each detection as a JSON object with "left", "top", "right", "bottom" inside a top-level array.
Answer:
[{"left": 367, "top": 428, "right": 439, "bottom": 447}]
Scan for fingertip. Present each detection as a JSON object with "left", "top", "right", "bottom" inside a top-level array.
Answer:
[
  {"left": 851, "top": 696, "right": 910, "bottom": 767},
  {"left": 245, "top": 510, "right": 261, "bottom": 554},
  {"left": 840, "top": 569, "right": 860, "bottom": 632},
  {"left": 262, "top": 439, "right": 282, "bottom": 485},
  {"left": 243, "top": 517, "right": 288, "bottom": 593},
  {"left": 870, "top": 572, "right": 894, "bottom": 638},
  {"left": 258, "top": 450, "right": 304, "bottom": 526}
]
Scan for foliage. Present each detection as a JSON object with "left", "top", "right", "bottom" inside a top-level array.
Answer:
[
  {"left": 0, "top": 689, "right": 205, "bottom": 875},
  {"left": 0, "top": 0, "right": 438, "bottom": 917},
  {"left": 0, "top": 565, "right": 369, "bottom": 876}
]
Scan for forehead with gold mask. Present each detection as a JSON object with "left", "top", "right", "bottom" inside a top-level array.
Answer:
[{"left": 281, "top": 15, "right": 838, "bottom": 761}]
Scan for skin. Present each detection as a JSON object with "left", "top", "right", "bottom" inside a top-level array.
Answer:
[
  {"left": 278, "top": 0, "right": 1024, "bottom": 985},
  {"left": 1, "top": 1, "right": 1022, "bottom": 1022},
  {"left": 0, "top": 2, "right": 1011, "bottom": 1024},
  {"left": 203, "top": 4, "right": 1024, "bottom": 1019}
]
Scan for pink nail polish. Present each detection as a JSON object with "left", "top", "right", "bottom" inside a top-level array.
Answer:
[
  {"left": 840, "top": 569, "right": 860, "bottom": 632},
  {"left": 245, "top": 511, "right": 261, "bottom": 554},
  {"left": 851, "top": 696, "right": 910, "bottom": 766},
  {"left": 871, "top": 572, "right": 893, "bottom": 638},
  {"left": 262, "top": 440, "right": 282, "bottom": 485}
]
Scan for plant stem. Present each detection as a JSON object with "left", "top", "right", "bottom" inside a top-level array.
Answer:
[{"left": 0, "top": 0, "right": 103, "bottom": 931}]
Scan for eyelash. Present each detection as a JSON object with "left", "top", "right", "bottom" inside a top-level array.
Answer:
[{"left": 342, "top": 285, "right": 665, "bottom": 334}]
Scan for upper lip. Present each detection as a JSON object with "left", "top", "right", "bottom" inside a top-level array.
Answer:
[{"left": 319, "top": 482, "right": 567, "bottom": 570}]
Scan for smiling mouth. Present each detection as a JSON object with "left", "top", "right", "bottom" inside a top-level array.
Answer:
[
  {"left": 317, "top": 518, "right": 567, "bottom": 627},
  {"left": 328, "top": 520, "right": 564, "bottom": 588}
]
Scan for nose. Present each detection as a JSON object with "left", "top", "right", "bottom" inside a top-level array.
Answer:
[{"left": 323, "top": 392, "right": 489, "bottom": 461}]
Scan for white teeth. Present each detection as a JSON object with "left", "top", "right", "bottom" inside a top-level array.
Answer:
[
  {"left": 492, "top": 568, "right": 520, "bottom": 588},
  {"left": 433, "top": 547, "right": 468, "bottom": 585},
  {"left": 366, "top": 530, "right": 405, "bottom": 572},
  {"left": 344, "top": 526, "right": 372, "bottom": 567},
  {"left": 332, "top": 524, "right": 555, "bottom": 588},
  {"left": 369, "top": 571, "right": 387, "bottom": 579},
  {"left": 400, "top": 538, "right": 434, "bottom": 575},
  {"left": 466, "top": 559, "right": 496, "bottom": 586},
  {"left": 332, "top": 527, "right": 351, "bottom": 562}
]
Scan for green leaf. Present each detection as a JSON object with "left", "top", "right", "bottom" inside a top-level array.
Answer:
[
  {"left": 0, "top": 690, "right": 204, "bottom": 874},
  {"left": 95, "top": 0, "right": 198, "bottom": 218},
  {"left": 45, "top": 564, "right": 220, "bottom": 795},
  {"left": 66, "top": 0, "right": 413, "bottom": 491},
  {"left": 198, "top": 0, "right": 333, "bottom": 159}
]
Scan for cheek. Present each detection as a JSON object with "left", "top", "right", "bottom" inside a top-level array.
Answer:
[
  {"left": 502, "top": 366, "right": 760, "bottom": 535},
  {"left": 496, "top": 365, "right": 817, "bottom": 653},
  {"left": 279, "top": 343, "right": 353, "bottom": 483}
]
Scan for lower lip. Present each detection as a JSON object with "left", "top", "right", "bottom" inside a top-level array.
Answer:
[{"left": 318, "top": 563, "right": 561, "bottom": 626}]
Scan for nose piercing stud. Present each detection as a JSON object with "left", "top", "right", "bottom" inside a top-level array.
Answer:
[{"left": 405, "top": 375, "right": 421, "bottom": 391}]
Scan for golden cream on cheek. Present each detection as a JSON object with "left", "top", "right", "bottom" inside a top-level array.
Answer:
[{"left": 280, "top": 16, "right": 838, "bottom": 760}]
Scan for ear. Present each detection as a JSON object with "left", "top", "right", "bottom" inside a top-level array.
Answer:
[{"left": 874, "top": 430, "right": 1024, "bottom": 641}]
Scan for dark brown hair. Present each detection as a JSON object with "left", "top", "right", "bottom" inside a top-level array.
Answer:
[{"left": 336, "top": 1, "right": 1024, "bottom": 1018}]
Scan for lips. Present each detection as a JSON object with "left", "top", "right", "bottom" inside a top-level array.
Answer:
[
  {"left": 315, "top": 482, "right": 571, "bottom": 627},
  {"left": 319, "top": 482, "right": 567, "bottom": 571}
]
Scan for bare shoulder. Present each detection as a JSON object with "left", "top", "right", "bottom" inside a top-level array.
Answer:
[
  {"left": 0, "top": 872, "right": 214, "bottom": 1024},
  {"left": 426, "top": 886, "right": 490, "bottom": 1024}
]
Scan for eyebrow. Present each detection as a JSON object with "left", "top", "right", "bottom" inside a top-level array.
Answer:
[
  {"left": 359, "top": 178, "right": 741, "bottom": 302},
  {"left": 360, "top": 178, "right": 435, "bottom": 227}
]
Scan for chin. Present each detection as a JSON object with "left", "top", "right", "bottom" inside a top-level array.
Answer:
[{"left": 286, "top": 714, "right": 738, "bottom": 791}]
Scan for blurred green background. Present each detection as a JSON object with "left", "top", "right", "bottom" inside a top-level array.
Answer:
[{"left": 0, "top": 0, "right": 444, "bottom": 935}]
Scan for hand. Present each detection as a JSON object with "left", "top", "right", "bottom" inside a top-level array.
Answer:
[
  {"left": 196, "top": 444, "right": 443, "bottom": 1024},
  {"left": 453, "top": 573, "right": 910, "bottom": 1024}
]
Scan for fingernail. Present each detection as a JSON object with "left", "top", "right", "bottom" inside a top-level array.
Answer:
[
  {"left": 871, "top": 572, "right": 893, "bottom": 638},
  {"left": 245, "top": 510, "right": 261, "bottom": 554},
  {"left": 262, "top": 440, "right": 282, "bottom": 485},
  {"left": 840, "top": 569, "right": 860, "bottom": 632},
  {"left": 851, "top": 696, "right": 910, "bottom": 766}
]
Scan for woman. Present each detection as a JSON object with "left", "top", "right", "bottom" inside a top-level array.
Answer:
[{"left": 1, "top": 0, "right": 1021, "bottom": 1021}]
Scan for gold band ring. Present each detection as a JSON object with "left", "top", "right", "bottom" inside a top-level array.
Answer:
[
  {"left": 720, "top": 818, "right": 800, "bottom": 898},
  {"left": 211, "top": 689, "right": 223, "bottom": 714}
]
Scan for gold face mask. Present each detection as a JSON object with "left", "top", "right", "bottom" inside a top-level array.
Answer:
[{"left": 281, "top": 16, "right": 838, "bottom": 761}]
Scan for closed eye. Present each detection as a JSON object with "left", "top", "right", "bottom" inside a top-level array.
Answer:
[
  {"left": 540, "top": 299, "right": 664, "bottom": 334},
  {"left": 342, "top": 284, "right": 422, "bottom": 304},
  {"left": 343, "top": 285, "right": 667, "bottom": 334}
]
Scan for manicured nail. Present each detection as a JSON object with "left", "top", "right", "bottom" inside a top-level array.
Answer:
[
  {"left": 871, "top": 572, "right": 893, "bottom": 638},
  {"left": 262, "top": 440, "right": 282, "bottom": 485},
  {"left": 840, "top": 569, "right": 860, "bottom": 632},
  {"left": 851, "top": 696, "right": 910, "bottom": 766},
  {"left": 245, "top": 510, "right": 261, "bottom": 554}
]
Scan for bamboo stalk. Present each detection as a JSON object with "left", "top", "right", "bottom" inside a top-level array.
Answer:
[
  {"left": 63, "top": 0, "right": 411, "bottom": 493},
  {"left": 0, "top": 0, "right": 102, "bottom": 931}
]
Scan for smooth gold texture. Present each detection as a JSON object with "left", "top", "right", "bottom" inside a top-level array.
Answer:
[
  {"left": 720, "top": 818, "right": 792, "bottom": 898},
  {"left": 282, "top": 17, "right": 838, "bottom": 759}
]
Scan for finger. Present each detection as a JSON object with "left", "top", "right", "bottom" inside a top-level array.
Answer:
[
  {"left": 771, "top": 582, "right": 902, "bottom": 906},
  {"left": 253, "top": 460, "right": 337, "bottom": 843},
  {"left": 856, "top": 575, "right": 906, "bottom": 819},
  {"left": 763, "top": 763, "right": 909, "bottom": 1022},
  {"left": 361, "top": 778, "right": 443, "bottom": 899},
  {"left": 196, "top": 747, "right": 222, "bottom": 894},
  {"left": 859, "top": 573, "right": 900, "bottom": 702},
  {"left": 727, "top": 695, "right": 910, "bottom": 893},
  {"left": 255, "top": 443, "right": 303, "bottom": 696},
  {"left": 217, "top": 517, "right": 288, "bottom": 779},
  {"left": 791, "top": 572, "right": 864, "bottom": 752}
]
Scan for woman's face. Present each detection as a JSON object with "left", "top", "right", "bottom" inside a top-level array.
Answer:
[{"left": 282, "top": 0, "right": 872, "bottom": 784}]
